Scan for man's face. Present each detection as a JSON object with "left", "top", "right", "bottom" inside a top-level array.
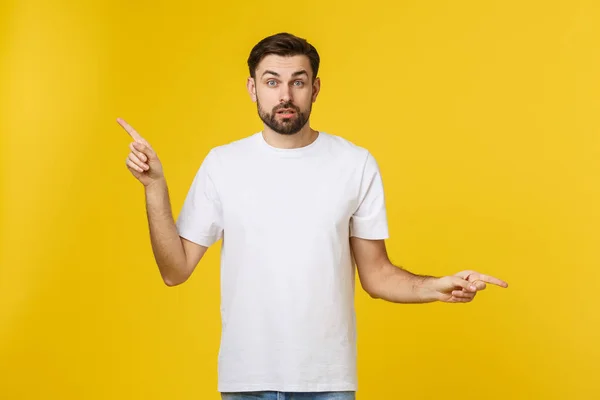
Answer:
[{"left": 247, "top": 54, "right": 320, "bottom": 135}]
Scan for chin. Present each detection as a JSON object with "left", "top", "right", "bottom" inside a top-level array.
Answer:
[{"left": 258, "top": 107, "right": 309, "bottom": 135}]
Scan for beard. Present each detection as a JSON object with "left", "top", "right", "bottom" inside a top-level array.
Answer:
[{"left": 257, "top": 99, "right": 311, "bottom": 135}]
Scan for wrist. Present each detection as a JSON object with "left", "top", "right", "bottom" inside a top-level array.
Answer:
[
  {"left": 413, "top": 275, "right": 440, "bottom": 302},
  {"left": 144, "top": 177, "right": 166, "bottom": 191}
]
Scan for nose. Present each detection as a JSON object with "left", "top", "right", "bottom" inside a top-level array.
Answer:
[{"left": 279, "top": 85, "right": 292, "bottom": 103}]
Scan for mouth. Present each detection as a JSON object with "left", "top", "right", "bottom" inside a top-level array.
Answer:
[{"left": 276, "top": 109, "right": 296, "bottom": 118}]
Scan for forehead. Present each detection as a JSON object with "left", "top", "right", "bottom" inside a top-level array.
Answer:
[{"left": 255, "top": 54, "right": 312, "bottom": 78}]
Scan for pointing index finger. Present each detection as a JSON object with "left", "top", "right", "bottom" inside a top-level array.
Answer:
[
  {"left": 478, "top": 274, "right": 509, "bottom": 288},
  {"left": 455, "top": 270, "right": 508, "bottom": 288},
  {"left": 117, "top": 117, "right": 145, "bottom": 142}
]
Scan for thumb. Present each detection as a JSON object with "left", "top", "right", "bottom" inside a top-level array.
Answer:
[
  {"left": 449, "top": 276, "right": 477, "bottom": 292},
  {"left": 133, "top": 141, "right": 157, "bottom": 159}
]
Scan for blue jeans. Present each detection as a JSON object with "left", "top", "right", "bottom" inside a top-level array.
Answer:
[{"left": 221, "top": 391, "right": 356, "bottom": 400}]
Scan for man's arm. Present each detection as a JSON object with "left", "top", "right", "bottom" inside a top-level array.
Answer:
[
  {"left": 145, "top": 178, "right": 208, "bottom": 286},
  {"left": 118, "top": 117, "right": 209, "bottom": 287},
  {"left": 350, "top": 237, "right": 508, "bottom": 303},
  {"left": 350, "top": 237, "right": 439, "bottom": 303}
]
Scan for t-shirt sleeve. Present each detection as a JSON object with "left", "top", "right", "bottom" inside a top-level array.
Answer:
[
  {"left": 175, "top": 150, "right": 224, "bottom": 247},
  {"left": 350, "top": 151, "right": 389, "bottom": 240}
]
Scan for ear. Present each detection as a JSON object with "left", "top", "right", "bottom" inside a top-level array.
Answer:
[
  {"left": 311, "top": 77, "right": 321, "bottom": 103},
  {"left": 247, "top": 77, "right": 257, "bottom": 102}
]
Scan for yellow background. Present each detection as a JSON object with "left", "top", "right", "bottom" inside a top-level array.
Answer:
[{"left": 1, "top": 0, "right": 598, "bottom": 399}]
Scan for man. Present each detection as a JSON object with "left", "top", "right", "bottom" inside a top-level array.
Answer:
[{"left": 118, "top": 32, "right": 508, "bottom": 400}]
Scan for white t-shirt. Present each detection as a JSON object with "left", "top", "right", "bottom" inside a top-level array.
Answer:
[{"left": 176, "top": 131, "right": 389, "bottom": 393}]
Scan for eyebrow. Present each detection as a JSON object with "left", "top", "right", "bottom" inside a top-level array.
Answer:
[{"left": 261, "top": 70, "right": 309, "bottom": 79}]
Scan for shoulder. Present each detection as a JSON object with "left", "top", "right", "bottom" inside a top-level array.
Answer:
[
  {"left": 319, "top": 132, "right": 375, "bottom": 166},
  {"left": 201, "top": 132, "right": 261, "bottom": 167}
]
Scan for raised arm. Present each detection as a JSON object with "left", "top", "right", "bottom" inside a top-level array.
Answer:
[{"left": 118, "top": 117, "right": 208, "bottom": 286}]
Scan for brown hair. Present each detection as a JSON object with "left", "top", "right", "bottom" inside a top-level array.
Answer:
[{"left": 247, "top": 32, "right": 320, "bottom": 81}]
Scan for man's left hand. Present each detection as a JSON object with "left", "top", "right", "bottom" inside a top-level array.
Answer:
[{"left": 427, "top": 270, "right": 509, "bottom": 303}]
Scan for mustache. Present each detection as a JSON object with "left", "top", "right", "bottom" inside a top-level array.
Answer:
[{"left": 273, "top": 102, "right": 300, "bottom": 113}]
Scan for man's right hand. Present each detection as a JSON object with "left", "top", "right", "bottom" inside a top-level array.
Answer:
[{"left": 117, "top": 117, "right": 165, "bottom": 187}]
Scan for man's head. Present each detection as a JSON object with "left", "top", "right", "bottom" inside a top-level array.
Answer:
[{"left": 246, "top": 33, "right": 321, "bottom": 135}]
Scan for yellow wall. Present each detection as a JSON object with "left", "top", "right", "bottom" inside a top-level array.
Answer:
[{"left": 1, "top": 0, "right": 598, "bottom": 399}]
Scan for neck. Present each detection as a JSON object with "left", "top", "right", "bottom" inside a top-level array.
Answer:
[{"left": 261, "top": 123, "right": 318, "bottom": 149}]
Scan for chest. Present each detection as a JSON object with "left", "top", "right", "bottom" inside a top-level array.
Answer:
[{"left": 219, "top": 158, "right": 360, "bottom": 233}]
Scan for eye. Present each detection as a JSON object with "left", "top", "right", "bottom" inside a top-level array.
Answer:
[
  {"left": 266, "top": 80, "right": 277, "bottom": 87},
  {"left": 293, "top": 80, "right": 304, "bottom": 87}
]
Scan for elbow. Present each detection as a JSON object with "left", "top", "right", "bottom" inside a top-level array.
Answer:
[
  {"left": 360, "top": 267, "right": 388, "bottom": 300},
  {"left": 160, "top": 266, "right": 190, "bottom": 287},
  {"left": 362, "top": 281, "right": 381, "bottom": 299},
  {"left": 366, "top": 287, "right": 381, "bottom": 299},
  {"left": 163, "top": 277, "right": 185, "bottom": 287},
  {"left": 162, "top": 273, "right": 190, "bottom": 287}
]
